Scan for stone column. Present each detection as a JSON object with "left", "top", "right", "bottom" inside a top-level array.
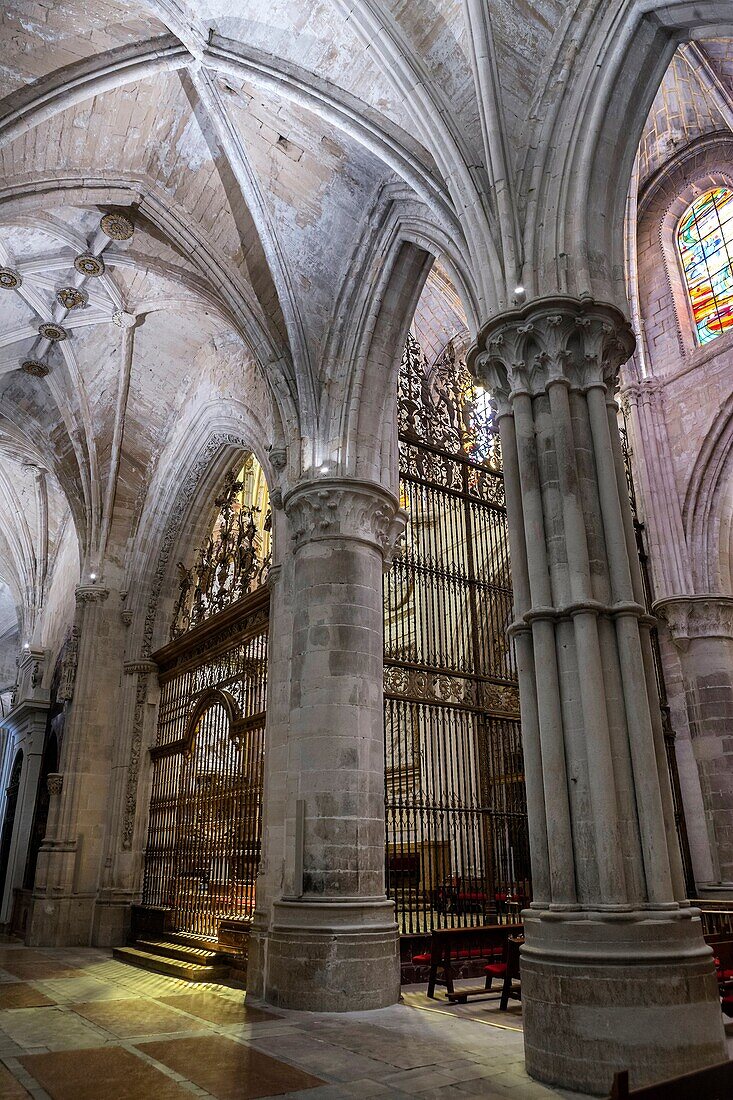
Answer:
[
  {"left": 262, "top": 478, "right": 405, "bottom": 1011},
  {"left": 469, "top": 297, "right": 725, "bottom": 1095},
  {"left": 27, "top": 584, "right": 124, "bottom": 946},
  {"left": 93, "top": 657, "right": 159, "bottom": 947},
  {"left": 656, "top": 596, "right": 733, "bottom": 892}
]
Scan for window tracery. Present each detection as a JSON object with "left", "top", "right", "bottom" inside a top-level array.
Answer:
[{"left": 677, "top": 186, "right": 733, "bottom": 345}]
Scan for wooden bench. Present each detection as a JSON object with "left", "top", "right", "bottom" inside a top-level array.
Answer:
[
  {"left": 485, "top": 934, "right": 522, "bottom": 1010},
  {"left": 412, "top": 923, "right": 522, "bottom": 1001},
  {"left": 609, "top": 1060, "right": 733, "bottom": 1098}
]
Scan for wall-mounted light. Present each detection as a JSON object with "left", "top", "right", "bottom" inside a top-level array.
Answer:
[
  {"left": 90, "top": 572, "right": 97, "bottom": 582},
  {"left": 23, "top": 642, "right": 29, "bottom": 650},
  {"left": 318, "top": 464, "right": 329, "bottom": 475}
]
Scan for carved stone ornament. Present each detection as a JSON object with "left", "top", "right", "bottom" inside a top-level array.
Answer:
[
  {"left": 74, "top": 253, "right": 105, "bottom": 277},
  {"left": 75, "top": 584, "right": 110, "bottom": 605},
  {"left": 57, "top": 625, "right": 80, "bottom": 703},
  {"left": 47, "top": 773, "right": 63, "bottom": 797},
  {"left": 654, "top": 595, "right": 733, "bottom": 651},
  {"left": 284, "top": 478, "right": 403, "bottom": 556},
  {"left": 123, "top": 659, "right": 158, "bottom": 676},
  {"left": 100, "top": 212, "right": 134, "bottom": 241},
  {"left": 0, "top": 267, "right": 21, "bottom": 290},
  {"left": 38, "top": 322, "right": 67, "bottom": 342},
  {"left": 21, "top": 359, "right": 49, "bottom": 377},
  {"left": 56, "top": 286, "right": 88, "bottom": 310},
  {"left": 122, "top": 672, "right": 151, "bottom": 849},
  {"left": 468, "top": 296, "right": 636, "bottom": 409}
]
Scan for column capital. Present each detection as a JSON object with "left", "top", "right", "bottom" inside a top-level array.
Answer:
[
  {"left": 655, "top": 595, "right": 733, "bottom": 650},
  {"left": 47, "top": 773, "right": 63, "bottom": 797},
  {"left": 468, "top": 295, "right": 635, "bottom": 405},
  {"left": 283, "top": 477, "right": 405, "bottom": 557}
]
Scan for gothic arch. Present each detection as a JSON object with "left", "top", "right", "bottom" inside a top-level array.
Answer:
[
  {"left": 128, "top": 405, "right": 277, "bottom": 659},
  {"left": 684, "top": 392, "right": 733, "bottom": 593},
  {"left": 524, "top": 0, "right": 733, "bottom": 307}
]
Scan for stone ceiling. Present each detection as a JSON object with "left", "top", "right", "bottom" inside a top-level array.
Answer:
[{"left": 0, "top": 2, "right": 730, "bottom": 648}]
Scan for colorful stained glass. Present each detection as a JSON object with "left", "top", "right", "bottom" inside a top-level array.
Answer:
[{"left": 677, "top": 187, "right": 733, "bottom": 345}]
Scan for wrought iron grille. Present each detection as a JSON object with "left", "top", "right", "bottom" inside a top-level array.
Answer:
[
  {"left": 142, "top": 591, "right": 269, "bottom": 938},
  {"left": 171, "top": 458, "right": 271, "bottom": 640},
  {"left": 618, "top": 416, "right": 696, "bottom": 897},
  {"left": 142, "top": 456, "right": 271, "bottom": 940},
  {"left": 384, "top": 336, "right": 529, "bottom": 934}
]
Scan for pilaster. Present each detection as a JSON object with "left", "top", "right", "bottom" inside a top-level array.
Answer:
[
  {"left": 656, "top": 595, "right": 733, "bottom": 888},
  {"left": 469, "top": 296, "right": 725, "bottom": 1094},
  {"left": 27, "top": 583, "right": 126, "bottom": 947}
]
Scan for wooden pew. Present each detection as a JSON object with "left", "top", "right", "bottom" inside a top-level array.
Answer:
[{"left": 412, "top": 923, "right": 522, "bottom": 1001}]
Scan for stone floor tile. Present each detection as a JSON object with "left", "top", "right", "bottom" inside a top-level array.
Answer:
[
  {"left": 32, "top": 976, "right": 135, "bottom": 1004},
  {"left": 0, "top": 1006, "right": 110, "bottom": 1051},
  {"left": 138, "top": 1034, "right": 325, "bottom": 1099},
  {"left": 70, "top": 998, "right": 213, "bottom": 1038},
  {"left": 375, "top": 1067, "right": 459, "bottom": 1092},
  {"left": 156, "top": 992, "right": 278, "bottom": 1026},
  {"left": 0, "top": 985, "right": 56, "bottom": 1011},
  {"left": 0, "top": 1059, "right": 33, "bottom": 1098},
  {"left": 17, "top": 1045, "right": 195, "bottom": 1100}
]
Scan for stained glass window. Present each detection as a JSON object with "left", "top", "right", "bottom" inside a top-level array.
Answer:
[{"left": 677, "top": 186, "right": 733, "bottom": 345}]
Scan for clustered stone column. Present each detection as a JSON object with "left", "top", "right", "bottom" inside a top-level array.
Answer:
[
  {"left": 261, "top": 478, "right": 406, "bottom": 1011},
  {"left": 656, "top": 596, "right": 733, "bottom": 889},
  {"left": 468, "top": 297, "right": 726, "bottom": 1094}
]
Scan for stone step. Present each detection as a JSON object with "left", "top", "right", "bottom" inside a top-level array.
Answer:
[
  {"left": 113, "top": 945, "right": 230, "bottom": 983},
  {"left": 165, "top": 931, "right": 223, "bottom": 954},
  {"left": 132, "top": 937, "right": 226, "bottom": 966}
]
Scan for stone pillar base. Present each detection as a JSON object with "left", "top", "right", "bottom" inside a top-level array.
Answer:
[
  {"left": 264, "top": 897, "right": 400, "bottom": 1011},
  {"left": 25, "top": 893, "right": 95, "bottom": 947},
  {"left": 244, "top": 912, "right": 269, "bottom": 1002},
  {"left": 92, "top": 895, "right": 132, "bottom": 947},
  {"left": 521, "top": 908, "right": 726, "bottom": 1096}
]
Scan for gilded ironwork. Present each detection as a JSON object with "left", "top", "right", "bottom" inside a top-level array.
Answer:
[
  {"left": 170, "top": 462, "right": 271, "bottom": 640},
  {"left": 142, "top": 591, "right": 269, "bottom": 938},
  {"left": 384, "top": 336, "right": 528, "bottom": 934},
  {"left": 141, "top": 455, "right": 272, "bottom": 939}
]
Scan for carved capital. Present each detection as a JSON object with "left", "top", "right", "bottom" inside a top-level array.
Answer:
[
  {"left": 123, "top": 659, "right": 158, "bottom": 676},
  {"left": 654, "top": 596, "right": 733, "bottom": 650},
  {"left": 469, "top": 296, "right": 635, "bottom": 404},
  {"left": 75, "top": 585, "right": 110, "bottom": 605},
  {"left": 284, "top": 478, "right": 402, "bottom": 557},
  {"left": 47, "top": 773, "right": 63, "bottom": 797}
]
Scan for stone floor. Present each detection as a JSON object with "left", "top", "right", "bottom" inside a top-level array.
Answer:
[{"left": 0, "top": 941, "right": 729, "bottom": 1099}]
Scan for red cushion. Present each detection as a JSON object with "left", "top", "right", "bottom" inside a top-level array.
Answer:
[
  {"left": 412, "top": 953, "right": 431, "bottom": 964},
  {"left": 485, "top": 963, "right": 507, "bottom": 977}
]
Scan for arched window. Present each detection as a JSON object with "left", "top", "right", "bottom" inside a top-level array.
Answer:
[{"left": 677, "top": 186, "right": 733, "bottom": 346}]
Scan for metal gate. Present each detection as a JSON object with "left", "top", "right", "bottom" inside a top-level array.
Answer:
[
  {"left": 384, "top": 337, "right": 529, "bottom": 933},
  {"left": 141, "top": 460, "right": 270, "bottom": 938}
]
